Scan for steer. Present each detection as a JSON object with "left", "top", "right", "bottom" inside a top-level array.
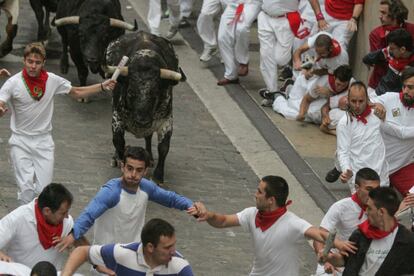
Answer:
[
  {"left": 104, "top": 31, "right": 185, "bottom": 183},
  {"left": 53, "top": 0, "right": 136, "bottom": 85},
  {"left": 29, "top": 0, "right": 58, "bottom": 41}
]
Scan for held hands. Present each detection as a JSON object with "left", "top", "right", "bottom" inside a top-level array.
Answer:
[
  {"left": 371, "top": 103, "right": 386, "bottom": 121},
  {"left": 187, "top": 202, "right": 208, "bottom": 222},
  {"left": 53, "top": 233, "right": 75, "bottom": 252},
  {"left": 101, "top": 79, "right": 117, "bottom": 92},
  {"left": 340, "top": 169, "right": 353, "bottom": 183},
  {"left": 317, "top": 19, "right": 329, "bottom": 31},
  {"left": 346, "top": 18, "right": 358, "bottom": 32},
  {"left": 321, "top": 115, "right": 331, "bottom": 127},
  {"left": 334, "top": 239, "right": 357, "bottom": 257}
]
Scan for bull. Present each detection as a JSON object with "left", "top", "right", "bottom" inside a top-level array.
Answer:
[
  {"left": 29, "top": 0, "right": 58, "bottom": 41},
  {"left": 104, "top": 31, "right": 185, "bottom": 183},
  {"left": 53, "top": 0, "right": 136, "bottom": 85}
]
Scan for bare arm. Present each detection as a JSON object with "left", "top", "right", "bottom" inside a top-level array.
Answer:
[
  {"left": 308, "top": 0, "right": 329, "bottom": 30},
  {"left": 297, "top": 93, "right": 315, "bottom": 121},
  {"left": 293, "top": 43, "right": 311, "bottom": 70},
  {"left": 61, "top": 246, "right": 90, "bottom": 276},
  {"left": 187, "top": 202, "right": 240, "bottom": 228},
  {"left": 69, "top": 79, "right": 116, "bottom": 100}
]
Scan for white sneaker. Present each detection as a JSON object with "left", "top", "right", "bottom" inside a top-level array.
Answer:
[
  {"left": 200, "top": 47, "right": 218, "bottom": 62},
  {"left": 165, "top": 26, "right": 178, "bottom": 40}
]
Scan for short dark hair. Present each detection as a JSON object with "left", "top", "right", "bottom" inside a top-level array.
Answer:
[
  {"left": 315, "top": 34, "right": 333, "bottom": 50},
  {"left": 334, "top": 65, "right": 353, "bottom": 82},
  {"left": 37, "top": 183, "right": 73, "bottom": 213},
  {"left": 355, "top": 168, "right": 380, "bottom": 186},
  {"left": 141, "top": 218, "right": 175, "bottom": 248},
  {"left": 401, "top": 66, "right": 414, "bottom": 83},
  {"left": 123, "top": 146, "right": 151, "bottom": 167},
  {"left": 381, "top": 0, "right": 408, "bottom": 24},
  {"left": 31, "top": 261, "right": 57, "bottom": 276},
  {"left": 369, "top": 187, "right": 401, "bottom": 216},
  {"left": 387, "top": 28, "right": 413, "bottom": 52},
  {"left": 262, "top": 176, "right": 289, "bottom": 207}
]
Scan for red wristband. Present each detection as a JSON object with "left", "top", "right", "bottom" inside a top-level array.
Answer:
[{"left": 316, "top": 12, "right": 325, "bottom": 21}]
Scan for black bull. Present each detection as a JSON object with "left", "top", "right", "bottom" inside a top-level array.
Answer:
[{"left": 105, "top": 31, "right": 185, "bottom": 183}]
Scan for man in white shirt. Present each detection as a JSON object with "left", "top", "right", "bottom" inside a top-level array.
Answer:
[
  {"left": 188, "top": 175, "right": 356, "bottom": 276},
  {"left": 0, "top": 42, "right": 116, "bottom": 205},
  {"left": 61, "top": 218, "right": 193, "bottom": 276},
  {"left": 373, "top": 67, "right": 414, "bottom": 196},
  {"left": 336, "top": 82, "right": 389, "bottom": 192},
  {"left": 0, "top": 183, "right": 74, "bottom": 270}
]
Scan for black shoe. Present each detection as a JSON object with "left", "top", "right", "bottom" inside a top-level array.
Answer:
[
  {"left": 278, "top": 66, "right": 293, "bottom": 81},
  {"left": 280, "top": 78, "right": 294, "bottom": 92},
  {"left": 325, "top": 167, "right": 341, "bottom": 183}
]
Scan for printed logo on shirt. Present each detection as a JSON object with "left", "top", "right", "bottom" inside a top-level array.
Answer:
[{"left": 392, "top": 107, "right": 401, "bottom": 117}]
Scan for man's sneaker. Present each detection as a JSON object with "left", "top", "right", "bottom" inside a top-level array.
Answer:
[
  {"left": 179, "top": 17, "right": 191, "bottom": 28},
  {"left": 261, "top": 99, "right": 273, "bottom": 107},
  {"left": 278, "top": 66, "right": 293, "bottom": 81},
  {"left": 325, "top": 167, "right": 341, "bottom": 183},
  {"left": 280, "top": 78, "right": 294, "bottom": 92},
  {"left": 259, "top": 88, "right": 274, "bottom": 100},
  {"left": 200, "top": 47, "right": 218, "bottom": 62},
  {"left": 165, "top": 26, "right": 178, "bottom": 40}
]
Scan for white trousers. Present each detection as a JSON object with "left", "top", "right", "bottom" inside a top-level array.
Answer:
[
  {"left": 197, "top": 0, "right": 225, "bottom": 49},
  {"left": 218, "top": 2, "right": 261, "bottom": 79},
  {"left": 148, "top": 0, "right": 180, "bottom": 36},
  {"left": 9, "top": 133, "right": 54, "bottom": 204},
  {"left": 258, "top": 12, "right": 294, "bottom": 92},
  {"left": 180, "top": 0, "right": 194, "bottom": 18}
]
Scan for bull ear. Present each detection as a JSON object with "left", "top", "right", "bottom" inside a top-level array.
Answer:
[
  {"left": 109, "top": 18, "right": 138, "bottom": 31},
  {"left": 53, "top": 16, "right": 80, "bottom": 26},
  {"left": 160, "top": 69, "right": 182, "bottom": 81}
]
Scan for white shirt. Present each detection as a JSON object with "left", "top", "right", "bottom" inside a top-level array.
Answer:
[
  {"left": 0, "top": 261, "right": 31, "bottom": 275},
  {"left": 237, "top": 208, "right": 312, "bottom": 276},
  {"left": 374, "top": 93, "right": 414, "bottom": 174},
  {"left": 359, "top": 227, "right": 398, "bottom": 276},
  {"left": 262, "top": 0, "right": 299, "bottom": 17},
  {"left": 0, "top": 72, "right": 71, "bottom": 136},
  {"left": 337, "top": 112, "right": 389, "bottom": 186},
  {"left": 0, "top": 200, "right": 74, "bottom": 269}
]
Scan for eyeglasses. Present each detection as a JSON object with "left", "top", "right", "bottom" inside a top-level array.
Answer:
[{"left": 403, "top": 84, "right": 414, "bottom": 90}]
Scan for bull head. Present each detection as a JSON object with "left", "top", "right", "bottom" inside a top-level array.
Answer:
[
  {"left": 53, "top": 16, "right": 138, "bottom": 31},
  {"left": 102, "top": 65, "right": 183, "bottom": 81}
]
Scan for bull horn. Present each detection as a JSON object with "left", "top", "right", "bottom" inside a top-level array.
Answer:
[
  {"left": 109, "top": 18, "right": 138, "bottom": 31},
  {"left": 160, "top": 69, "right": 182, "bottom": 81},
  {"left": 54, "top": 16, "right": 80, "bottom": 26},
  {"left": 102, "top": 65, "right": 128, "bottom": 76}
]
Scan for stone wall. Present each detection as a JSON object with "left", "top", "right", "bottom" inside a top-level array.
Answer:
[{"left": 352, "top": 0, "right": 414, "bottom": 81}]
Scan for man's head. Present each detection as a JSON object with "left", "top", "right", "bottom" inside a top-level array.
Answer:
[
  {"left": 31, "top": 261, "right": 57, "bottom": 276},
  {"left": 315, "top": 34, "right": 334, "bottom": 58},
  {"left": 255, "top": 176, "right": 289, "bottom": 211},
  {"left": 141, "top": 218, "right": 176, "bottom": 266},
  {"left": 23, "top": 42, "right": 46, "bottom": 78},
  {"left": 387, "top": 29, "right": 413, "bottom": 58},
  {"left": 38, "top": 183, "right": 73, "bottom": 226},
  {"left": 121, "top": 146, "right": 150, "bottom": 187},
  {"left": 401, "top": 67, "right": 414, "bottom": 105},
  {"left": 355, "top": 168, "right": 380, "bottom": 205},
  {"left": 379, "top": 0, "right": 408, "bottom": 26},
  {"left": 366, "top": 187, "right": 400, "bottom": 227},
  {"left": 334, "top": 65, "right": 352, "bottom": 92},
  {"left": 348, "top": 81, "right": 369, "bottom": 115}
]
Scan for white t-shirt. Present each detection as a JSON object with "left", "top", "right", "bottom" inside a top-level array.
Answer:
[
  {"left": 374, "top": 93, "right": 414, "bottom": 174},
  {"left": 359, "top": 227, "right": 398, "bottom": 276},
  {"left": 262, "top": 0, "right": 299, "bottom": 17},
  {"left": 0, "top": 260, "right": 31, "bottom": 275},
  {"left": 237, "top": 207, "right": 312, "bottom": 276},
  {"left": 0, "top": 199, "right": 74, "bottom": 269},
  {"left": 0, "top": 71, "right": 72, "bottom": 136}
]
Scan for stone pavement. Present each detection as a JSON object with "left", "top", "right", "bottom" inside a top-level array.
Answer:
[{"left": 0, "top": 0, "right": 320, "bottom": 275}]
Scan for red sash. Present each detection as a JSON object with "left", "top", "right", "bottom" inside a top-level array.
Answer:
[
  {"left": 316, "top": 39, "right": 341, "bottom": 62},
  {"left": 351, "top": 193, "right": 366, "bottom": 220},
  {"left": 286, "top": 11, "right": 310, "bottom": 39},
  {"left": 22, "top": 68, "right": 49, "bottom": 101},
  {"left": 228, "top": 4, "right": 244, "bottom": 25},
  {"left": 383, "top": 47, "right": 414, "bottom": 73},
  {"left": 255, "top": 200, "right": 292, "bottom": 232},
  {"left": 352, "top": 105, "right": 372, "bottom": 125},
  {"left": 358, "top": 219, "right": 398, "bottom": 240},
  {"left": 400, "top": 91, "right": 414, "bottom": 110},
  {"left": 35, "top": 200, "right": 63, "bottom": 249}
]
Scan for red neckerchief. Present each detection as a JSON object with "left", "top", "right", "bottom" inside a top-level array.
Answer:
[
  {"left": 228, "top": 4, "right": 244, "bottom": 25},
  {"left": 379, "top": 25, "right": 402, "bottom": 39},
  {"left": 316, "top": 39, "right": 341, "bottom": 61},
  {"left": 351, "top": 193, "right": 366, "bottom": 220},
  {"left": 400, "top": 91, "right": 414, "bottom": 110},
  {"left": 352, "top": 105, "right": 372, "bottom": 125},
  {"left": 328, "top": 74, "right": 348, "bottom": 94},
  {"left": 22, "top": 68, "right": 49, "bottom": 101},
  {"left": 383, "top": 47, "right": 414, "bottom": 73},
  {"left": 286, "top": 11, "right": 310, "bottom": 39},
  {"left": 358, "top": 219, "right": 398, "bottom": 240},
  {"left": 34, "top": 200, "right": 63, "bottom": 249},
  {"left": 255, "top": 200, "right": 292, "bottom": 232}
]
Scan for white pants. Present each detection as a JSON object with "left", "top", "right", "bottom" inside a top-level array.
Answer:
[
  {"left": 218, "top": 2, "right": 261, "bottom": 79},
  {"left": 197, "top": 0, "right": 225, "bottom": 49},
  {"left": 9, "top": 133, "right": 54, "bottom": 204},
  {"left": 180, "top": 0, "right": 194, "bottom": 18},
  {"left": 258, "top": 12, "right": 294, "bottom": 92},
  {"left": 148, "top": 0, "right": 180, "bottom": 36}
]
